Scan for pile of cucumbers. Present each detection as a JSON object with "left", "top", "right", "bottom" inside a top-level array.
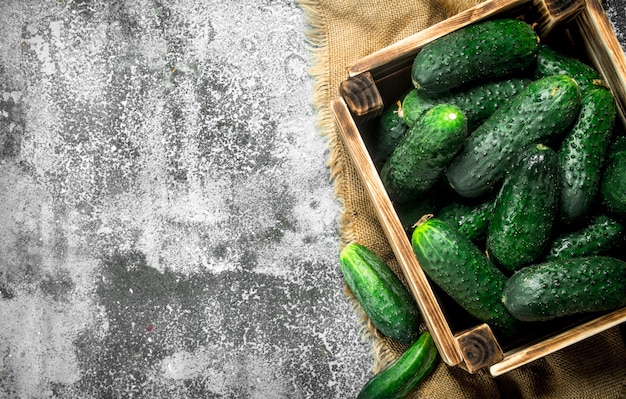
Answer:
[
  {"left": 341, "top": 17, "right": 626, "bottom": 398},
  {"left": 377, "top": 16, "right": 626, "bottom": 331}
]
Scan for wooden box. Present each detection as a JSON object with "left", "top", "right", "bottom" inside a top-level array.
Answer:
[{"left": 331, "top": 0, "right": 626, "bottom": 376}]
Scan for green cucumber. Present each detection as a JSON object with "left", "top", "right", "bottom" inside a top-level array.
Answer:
[
  {"left": 558, "top": 87, "right": 617, "bottom": 224},
  {"left": 381, "top": 104, "right": 468, "bottom": 203},
  {"left": 534, "top": 45, "right": 604, "bottom": 94},
  {"left": 411, "top": 216, "right": 519, "bottom": 336},
  {"left": 545, "top": 214, "right": 625, "bottom": 260},
  {"left": 357, "top": 331, "right": 438, "bottom": 399},
  {"left": 601, "top": 136, "right": 626, "bottom": 218},
  {"left": 436, "top": 197, "right": 493, "bottom": 243},
  {"left": 502, "top": 256, "right": 626, "bottom": 321},
  {"left": 487, "top": 144, "right": 559, "bottom": 272},
  {"left": 400, "top": 89, "right": 423, "bottom": 128},
  {"left": 446, "top": 75, "right": 581, "bottom": 198},
  {"left": 371, "top": 99, "right": 409, "bottom": 164},
  {"left": 402, "top": 78, "right": 531, "bottom": 130},
  {"left": 411, "top": 19, "right": 539, "bottom": 94},
  {"left": 339, "top": 243, "right": 421, "bottom": 344}
]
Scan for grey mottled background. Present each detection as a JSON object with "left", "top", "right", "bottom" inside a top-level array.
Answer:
[
  {"left": 0, "top": 1, "right": 370, "bottom": 398},
  {"left": 0, "top": 1, "right": 624, "bottom": 398}
]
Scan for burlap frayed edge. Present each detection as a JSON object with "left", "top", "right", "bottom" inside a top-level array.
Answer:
[
  {"left": 296, "top": 0, "right": 406, "bottom": 375},
  {"left": 295, "top": 0, "right": 356, "bottom": 247}
]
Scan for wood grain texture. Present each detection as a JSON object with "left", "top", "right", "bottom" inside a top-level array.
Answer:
[
  {"left": 455, "top": 324, "right": 504, "bottom": 373},
  {"left": 532, "top": 0, "right": 586, "bottom": 37},
  {"left": 490, "top": 307, "right": 626, "bottom": 376},
  {"left": 339, "top": 71, "right": 384, "bottom": 118}
]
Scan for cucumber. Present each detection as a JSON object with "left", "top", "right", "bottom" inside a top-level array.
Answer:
[
  {"left": 557, "top": 87, "right": 617, "bottom": 224},
  {"left": 339, "top": 243, "right": 421, "bottom": 344},
  {"left": 534, "top": 45, "right": 604, "bottom": 94},
  {"left": 601, "top": 136, "right": 626, "bottom": 218},
  {"left": 446, "top": 75, "right": 581, "bottom": 198},
  {"left": 502, "top": 256, "right": 626, "bottom": 321},
  {"left": 411, "top": 19, "right": 539, "bottom": 94},
  {"left": 411, "top": 216, "right": 520, "bottom": 336},
  {"left": 545, "top": 214, "right": 625, "bottom": 260},
  {"left": 400, "top": 89, "right": 423, "bottom": 128},
  {"left": 487, "top": 144, "right": 559, "bottom": 272},
  {"left": 357, "top": 331, "right": 438, "bottom": 399},
  {"left": 436, "top": 197, "right": 493, "bottom": 243},
  {"left": 381, "top": 104, "right": 468, "bottom": 203},
  {"left": 402, "top": 78, "right": 531, "bottom": 130},
  {"left": 371, "top": 100, "right": 409, "bottom": 165}
]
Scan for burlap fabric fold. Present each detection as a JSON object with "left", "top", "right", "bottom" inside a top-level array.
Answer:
[{"left": 297, "top": 0, "right": 626, "bottom": 397}]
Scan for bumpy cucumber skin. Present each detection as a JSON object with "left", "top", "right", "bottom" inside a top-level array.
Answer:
[
  {"left": 534, "top": 45, "right": 603, "bottom": 94},
  {"left": 402, "top": 78, "right": 531, "bottom": 131},
  {"left": 437, "top": 197, "right": 493, "bottom": 243},
  {"left": 401, "top": 89, "right": 426, "bottom": 128},
  {"left": 503, "top": 256, "right": 626, "bottom": 321},
  {"left": 487, "top": 144, "right": 559, "bottom": 272},
  {"left": 339, "top": 243, "right": 421, "bottom": 344},
  {"left": 381, "top": 104, "right": 468, "bottom": 203},
  {"left": 446, "top": 75, "right": 581, "bottom": 198},
  {"left": 558, "top": 87, "right": 617, "bottom": 224},
  {"left": 411, "top": 19, "right": 539, "bottom": 94},
  {"left": 601, "top": 136, "right": 626, "bottom": 218},
  {"left": 357, "top": 332, "right": 438, "bottom": 399},
  {"left": 411, "top": 217, "right": 519, "bottom": 336},
  {"left": 371, "top": 100, "right": 409, "bottom": 165},
  {"left": 545, "top": 214, "right": 625, "bottom": 260}
]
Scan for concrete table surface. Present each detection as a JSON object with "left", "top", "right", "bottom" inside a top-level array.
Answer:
[{"left": 0, "top": 1, "right": 625, "bottom": 398}]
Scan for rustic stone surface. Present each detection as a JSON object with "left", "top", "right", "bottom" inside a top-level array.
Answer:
[{"left": 0, "top": 1, "right": 371, "bottom": 397}]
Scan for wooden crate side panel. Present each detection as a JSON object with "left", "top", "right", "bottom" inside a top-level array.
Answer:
[
  {"left": 531, "top": 0, "right": 586, "bottom": 37},
  {"left": 490, "top": 307, "right": 626, "bottom": 376}
]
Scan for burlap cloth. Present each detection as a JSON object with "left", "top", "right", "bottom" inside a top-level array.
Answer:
[{"left": 297, "top": 0, "right": 626, "bottom": 397}]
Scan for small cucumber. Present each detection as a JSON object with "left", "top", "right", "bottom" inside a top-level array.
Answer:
[
  {"left": 411, "top": 216, "right": 520, "bottom": 336},
  {"left": 545, "top": 214, "right": 625, "bottom": 260},
  {"left": 411, "top": 19, "right": 539, "bottom": 94},
  {"left": 601, "top": 136, "right": 626, "bottom": 218},
  {"left": 402, "top": 78, "right": 531, "bottom": 130},
  {"left": 446, "top": 75, "right": 581, "bottom": 198},
  {"left": 503, "top": 256, "right": 626, "bottom": 321},
  {"left": 339, "top": 243, "right": 421, "bottom": 344},
  {"left": 436, "top": 197, "right": 493, "bottom": 243},
  {"left": 534, "top": 45, "right": 604, "bottom": 94},
  {"left": 371, "top": 100, "right": 409, "bottom": 165},
  {"left": 487, "top": 144, "right": 559, "bottom": 272},
  {"left": 381, "top": 104, "right": 468, "bottom": 203},
  {"left": 357, "top": 332, "right": 438, "bottom": 399},
  {"left": 557, "top": 87, "right": 617, "bottom": 224}
]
